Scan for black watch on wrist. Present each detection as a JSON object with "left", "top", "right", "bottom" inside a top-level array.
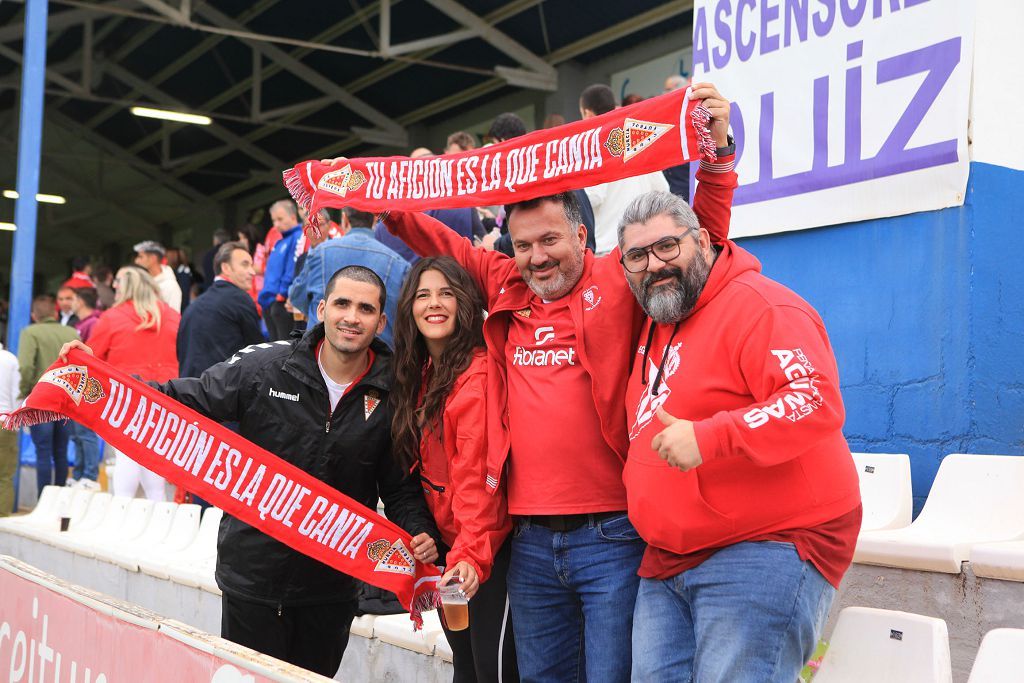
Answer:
[{"left": 715, "top": 134, "right": 735, "bottom": 157}]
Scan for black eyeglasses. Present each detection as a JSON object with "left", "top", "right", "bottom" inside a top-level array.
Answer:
[{"left": 620, "top": 235, "right": 684, "bottom": 273}]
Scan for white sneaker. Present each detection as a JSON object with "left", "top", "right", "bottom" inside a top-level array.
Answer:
[
  {"left": 65, "top": 478, "right": 77, "bottom": 487},
  {"left": 77, "top": 479, "right": 101, "bottom": 491}
]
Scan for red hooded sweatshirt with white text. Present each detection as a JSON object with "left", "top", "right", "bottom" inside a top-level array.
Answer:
[{"left": 624, "top": 241, "right": 861, "bottom": 557}]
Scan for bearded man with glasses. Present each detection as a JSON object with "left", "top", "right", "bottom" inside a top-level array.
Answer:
[{"left": 618, "top": 190, "right": 862, "bottom": 683}]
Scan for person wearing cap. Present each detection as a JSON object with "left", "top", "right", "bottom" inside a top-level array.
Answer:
[{"left": 133, "top": 240, "right": 182, "bottom": 312}]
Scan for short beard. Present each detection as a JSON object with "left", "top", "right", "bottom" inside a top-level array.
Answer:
[
  {"left": 630, "top": 249, "right": 713, "bottom": 324},
  {"left": 523, "top": 248, "right": 585, "bottom": 300}
]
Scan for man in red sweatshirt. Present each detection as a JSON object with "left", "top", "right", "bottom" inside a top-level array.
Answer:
[
  {"left": 380, "top": 84, "right": 737, "bottom": 683},
  {"left": 617, "top": 190, "right": 862, "bottom": 682}
]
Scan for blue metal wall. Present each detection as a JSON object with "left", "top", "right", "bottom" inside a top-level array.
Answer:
[{"left": 737, "top": 162, "right": 1024, "bottom": 513}]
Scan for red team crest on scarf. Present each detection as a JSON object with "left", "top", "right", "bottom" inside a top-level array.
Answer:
[
  {"left": 367, "top": 538, "right": 416, "bottom": 577},
  {"left": 283, "top": 87, "right": 716, "bottom": 227},
  {"left": 604, "top": 119, "right": 676, "bottom": 162},
  {"left": 39, "top": 365, "right": 106, "bottom": 406}
]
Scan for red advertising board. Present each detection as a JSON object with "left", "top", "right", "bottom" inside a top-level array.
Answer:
[{"left": 0, "top": 557, "right": 329, "bottom": 683}]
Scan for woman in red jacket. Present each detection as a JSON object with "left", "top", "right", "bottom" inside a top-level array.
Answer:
[
  {"left": 88, "top": 266, "right": 180, "bottom": 501},
  {"left": 392, "top": 256, "right": 517, "bottom": 682}
]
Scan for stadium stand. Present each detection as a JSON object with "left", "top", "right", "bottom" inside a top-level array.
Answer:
[{"left": 854, "top": 454, "right": 1024, "bottom": 572}]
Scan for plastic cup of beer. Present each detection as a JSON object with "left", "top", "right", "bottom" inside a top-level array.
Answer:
[{"left": 439, "top": 576, "right": 469, "bottom": 631}]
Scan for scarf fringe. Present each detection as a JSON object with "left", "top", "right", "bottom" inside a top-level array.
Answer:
[
  {"left": 283, "top": 167, "right": 323, "bottom": 240},
  {"left": 282, "top": 167, "right": 312, "bottom": 214},
  {"left": 691, "top": 104, "right": 718, "bottom": 163},
  {"left": 2, "top": 408, "right": 66, "bottom": 430},
  {"left": 410, "top": 588, "right": 441, "bottom": 630}
]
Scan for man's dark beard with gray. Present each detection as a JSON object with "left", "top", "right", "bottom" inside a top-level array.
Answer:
[{"left": 630, "top": 247, "right": 714, "bottom": 324}]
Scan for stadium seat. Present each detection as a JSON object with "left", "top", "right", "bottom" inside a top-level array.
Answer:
[
  {"left": 855, "top": 454, "right": 1024, "bottom": 573},
  {"left": 851, "top": 452, "right": 912, "bottom": 531},
  {"left": 0, "top": 486, "right": 75, "bottom": 536},
  {"left": 141, "top": 506, "right": 220, "bottom": 580},
  {"left": 434, "top": 632, "right": 453, "bottom": 663},
  {"left": 4, "top": 485, "right": 63, "bottom": 526},
  {"left": 374, "top": 610, "right": 443, "bottom": 655},
  {"left": 36, "top": 491, "right": 112, "bottom": 544},
  {"left": 65, "top": 498, "right": 154, "bottom": 558},
  {"left": 349, "top": 615, "right": 377, "bottom": 638},
  {"left": 967, "top": 628, "right": 1024, "bottom": 682},
  {"left": 164, "top": 507, "right": 222, "bottom": 587},
  {"left": 56, "top": 496, "right": 132, "bottom": 555},
  {"left": 813, "top": 606, "right": 952, "bottom": 683},
  {"left": 100, "top": 502, "right": 195, "bottom": 571},
  {"left": 970, "top": 540, "right": 1024, "bottom": 582}
]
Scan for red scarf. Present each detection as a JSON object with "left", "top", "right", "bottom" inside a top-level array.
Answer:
[
  {"left": 3, "top": 350, "right": 441, "bottom": 626},
  {"left": 284, "top": 86, "right": 715, "bottom": 230}
]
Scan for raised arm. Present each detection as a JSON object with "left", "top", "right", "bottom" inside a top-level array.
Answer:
[{"left": 382, "top": 211, "right": 514, "bottom": 307}]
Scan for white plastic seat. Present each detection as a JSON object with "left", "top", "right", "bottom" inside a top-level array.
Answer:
[
  {"left": 967, "top": 628, "right": 1024, "bottom": 682},
  {"left": 434, "top": 631, "right": 453, "bottom": 663},
  {"left": 63, "top": 497, "right": 154, "bottom": 558},
  {"left": 141, "top": 506, "right": 221, "bottom": 580},
  {"left": 349, "top": 614, "right": 377, "bottom": 638},
  {"left": 56, "top": 496, "right": 132, "bottom": 555},
  {"left": 970, "top": 539, "right": 1024, "bottom": 582},
  {"left": 0, "top": 485, "right": 62, "bottom": 533},
  {"left": 813, "top": 607, "right": 952, "bottom": 683},
  {"left": 855, "top": 454, "right": 1024, "bottom": 573},
  {"left": 851, "top": 453, "right": 912, "bottom": 532},
  {"left": 374, "top": 610, "right": 442, "bottom": 655},
  {"left": 100, "top": 502, "right": 189, "bottom": 570},
  {"left": 37, "top": 491, "right": 112, "bottom": 544},
  {"left": 197, "top": 558, "right": 221, "bottom": 595},
  {"left": 3, "top": 486, "right": 76, "bottom": 536},
  {"left": 163, "top": 508, "right": 222, "bottom": 586}
]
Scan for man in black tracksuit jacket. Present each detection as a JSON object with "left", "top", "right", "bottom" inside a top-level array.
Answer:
[{"left": 153, "top": 265, "right": 440, "bottom": 676}]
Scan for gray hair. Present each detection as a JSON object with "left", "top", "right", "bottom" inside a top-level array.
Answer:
[
  {"left": 617, "top": 191, "right": 700, "bottom": 250},
  {"left": 269, "top": 198, "right": 298, "bottom": 220}
]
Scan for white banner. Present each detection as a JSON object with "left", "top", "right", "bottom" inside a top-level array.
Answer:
[{"left": 692, "top": 0, "right": 975, "bottom": 237}]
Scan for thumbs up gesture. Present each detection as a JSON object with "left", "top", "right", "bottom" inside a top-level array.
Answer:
[{"left": 651, "top": 407, "right": 703, "bottom": 472}]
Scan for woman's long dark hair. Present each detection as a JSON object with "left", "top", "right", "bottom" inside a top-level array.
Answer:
[{"left": 391, "top": 256, "right": 485, "bottom": 472}]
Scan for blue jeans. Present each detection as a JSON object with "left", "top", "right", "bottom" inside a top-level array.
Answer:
[
  {"left": 632, "top": 541, "right": 835, "bottom": 683},
  {"left": 70, "top": 421, "right": 101, "bottom": 481},
  {"left": 30, "top": 421, "right": 70, "bottom": 494},
  {"left": 507, "top": 514, "right": 645, "bottom": 683}
]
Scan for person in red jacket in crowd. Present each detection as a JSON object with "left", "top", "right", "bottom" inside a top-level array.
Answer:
[
  {"left": 62, "top": 256, "right": 94, "bottom": 291},
  {"left": 370, "top": 82, "right": 736, "bottom": 683},
  {"left": 87, "top": 265, "right": 181, "bottom": 501},
  {"left": 391, "top": 256, "right": 517, "bottom": 682},
  {"left": 617, "top": 191, "right": 862, "bottom": 683}
]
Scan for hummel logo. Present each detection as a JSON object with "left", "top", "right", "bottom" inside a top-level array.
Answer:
[
  {"left": 534, "top": 326, "right": 555, "bottom": 346},
  {"left": 269, "top": 388, "right": 300, "bottom": 402}
]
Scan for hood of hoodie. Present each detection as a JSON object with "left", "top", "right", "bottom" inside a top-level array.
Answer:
[{"left": 685, "top": 240, "right": 762, "bottom": 318}]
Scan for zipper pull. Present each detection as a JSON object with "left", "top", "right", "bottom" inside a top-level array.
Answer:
[
  {"left": 325, "top": 419, "right": 331, "bottom": 434},
  {"left": 277, "top": 603, "right": 283, "bottom": 617}
]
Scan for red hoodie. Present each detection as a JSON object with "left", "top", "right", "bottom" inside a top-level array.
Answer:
[
  {"left": 418, "top": 351, "right": 510, "bottom": 582},
  {"left": 88, "top": 301, "right": 180, "bottom": 382},
  {"left": 624, "top": 241, "right": 860, "bottom": 567},
  {"left": 384, "top": 161, "right": 736, "bottom": 496}
]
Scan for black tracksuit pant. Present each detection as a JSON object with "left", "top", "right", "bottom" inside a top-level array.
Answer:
[
  {"left": 441, "top": 540, "right": 519, "bottom": 682},
  {"left": 221, "top": 594, "right": 358, "bottom": 678}
]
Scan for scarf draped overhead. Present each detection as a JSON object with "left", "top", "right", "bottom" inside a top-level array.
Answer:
[
  {"left": 284, "top": 86, "right": 717, "bottom": 230},
  {"left": 3, "top": 350, "right": 441, "bottom": 627}
]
